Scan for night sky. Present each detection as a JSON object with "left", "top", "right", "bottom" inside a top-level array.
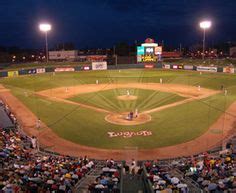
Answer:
[{"left": 0, "top": 0, "right": 235, "bottom": 49}]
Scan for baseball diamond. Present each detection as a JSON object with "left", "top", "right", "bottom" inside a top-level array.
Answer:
[{"left": 0, "top": 69, "right": 236, "bottom": 160}]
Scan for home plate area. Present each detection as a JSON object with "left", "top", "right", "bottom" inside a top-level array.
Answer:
[{"left": 105, "top": 112, "right": 152, "bottom": 125}]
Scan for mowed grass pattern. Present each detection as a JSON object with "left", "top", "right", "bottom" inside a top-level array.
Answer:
[{"left": 69, "top": 88, "right": 185, "bottom": 113}]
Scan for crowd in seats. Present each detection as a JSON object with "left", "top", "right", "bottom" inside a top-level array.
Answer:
[
  {"left": 145, "top": 160, "right": 189, "bottom": 193},
  {"left": 175, "top": 151, "right": 236, "bottom": 192},
  {"left": 0, "top": 100, "right": 95, "bottom": 192},
  {"left": 88, "top": 159, "right": 120, "bottom": 193}
]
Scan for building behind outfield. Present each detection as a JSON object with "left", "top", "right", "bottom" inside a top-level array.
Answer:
[
  {"left": 230, "top": 47, "right": 236, "bottom": 57},
  {"left": 49, "top": 50, "right": 78, "bottom": 61}
]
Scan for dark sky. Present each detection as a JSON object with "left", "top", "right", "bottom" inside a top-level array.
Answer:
[{"left": 0, "top": 0, "right": 235, "bottom": 49}]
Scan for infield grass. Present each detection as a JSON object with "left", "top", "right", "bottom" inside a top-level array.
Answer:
[{"left": 69, "top": 88, "right": 185, "bottom": 113}]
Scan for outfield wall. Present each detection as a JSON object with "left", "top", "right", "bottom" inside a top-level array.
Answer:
[{"left": 0, "top": 62, "right": 235, "bottom": 78}]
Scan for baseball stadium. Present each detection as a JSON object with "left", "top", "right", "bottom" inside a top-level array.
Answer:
[
  {"left": 1, "top": 1, "right": 236, "bottom": 191},
  {"left": 1, "top": 57, "right": 236, "bottom": 192}
]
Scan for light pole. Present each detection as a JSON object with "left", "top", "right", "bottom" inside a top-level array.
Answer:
[
  {"left": 39, "top": 23, "right": 51, "bottom": 63},
  {"left": 199, "top": 20, "right": 211, "bottom": 60}
]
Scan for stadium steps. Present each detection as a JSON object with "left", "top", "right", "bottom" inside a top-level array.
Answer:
[
  {"left": 75, "top": 161, "right": 106, "bottom": 193},
  {"left": 122, "top": 173, "right": 144, "bottom": 193}
]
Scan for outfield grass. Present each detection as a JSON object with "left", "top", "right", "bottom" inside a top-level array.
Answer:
[
  {"left": 1, "top": 58, "right": 235, "bottom": 71},
  {"left": 0, "top": 69, "right": 232, "bottom": 91},
  {"left": 1, "top": 69, "right": 236, "bottom": 149}
]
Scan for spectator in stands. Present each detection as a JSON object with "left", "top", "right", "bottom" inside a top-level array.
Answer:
[
  {"left": 176, "top": 150, "right": 236, "bottom": 192},
  {"left": 88, "top": 159, "right": 120, "bottom": 193},
  {"left": 145, "top": 161, "right": 189, "bottom": 193}
]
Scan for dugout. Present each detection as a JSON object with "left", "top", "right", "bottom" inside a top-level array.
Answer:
[{"left": 0, "top": 106, "right": 15, "bottom": 130}]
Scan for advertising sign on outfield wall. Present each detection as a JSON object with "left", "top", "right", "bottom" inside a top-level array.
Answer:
[
  {"left": 8, "top": 71, "right": 18, "bottom": 77},
  {"left": 27, "top": 69, "right": 36, "bottom": 74},
  {"left": 172, "top": 65, "right": 178, "bottom": 69},
  {"left": 92, "top": 61, "right": 107, "bottom": 70},
  {"left": 82, "top": 66, "right": 90, "bottom": 71},
  {"left": 184, "top": 65, "right": 194, "bottom": 70},
  {"left": 18, "top": 69, "right": 36, "bottom": 75},
  {"left": 173, "top": 65, "right": 183, "bottom": 69},
  {"left": 223, "top": 67, "right": 235, "bottom": 74},
  {"left": 144, "top": 64, "right": 154, "bottom": 69},
  {"left": 36, "top": 68, "right": 46, "bottom": 74},
  {"left": 163, "top": 64, "right": 170, "bottom": 69},
  {"left": 0, "top": 71, "right": 8, "bottom": 78},
  {"left": 54, "top": 67, "right": 75, "bottom": 72},
  {"left": 196, "top": 66, "right": 217, "bottom": 72}
]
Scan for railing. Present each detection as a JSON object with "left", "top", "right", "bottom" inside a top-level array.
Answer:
[
  {"left": 142, "top": 163, "right": 154, "bottom": 193},
  {"left": 120, "top": 161, "right": 124, "bottom": 193},
  {"left": 141, "top": 161, "right": 204, "bottom": 193},
  {"left": 173, "top": 168, "right": 202, "bottom": 193}
]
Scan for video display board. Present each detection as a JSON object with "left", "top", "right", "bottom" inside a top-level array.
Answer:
[{"left": 137, "top": 41, "right": 162, "bottom": 63}]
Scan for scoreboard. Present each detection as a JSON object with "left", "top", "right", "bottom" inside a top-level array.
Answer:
[{"left": 137, "top": 38, "right": 162, "bottom": 63}]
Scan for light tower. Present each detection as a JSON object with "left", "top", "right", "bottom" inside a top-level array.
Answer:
[
  {"left": 199, "top": 20, "right": 211, "bottom": 60},
  {"left": 39, "top": 23, "right": 52, "bottom": 63}
]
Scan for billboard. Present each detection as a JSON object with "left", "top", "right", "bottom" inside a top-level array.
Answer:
[
  {"left": 145, "top": 47, "right": 154, "bottom": 54},
  {"left": 8, "top": 71, "right": 18, "bottom": 77},
  {"left": 137, "top": 55, "right": 142, "bottom": 62},
  {"left": 173, "top": 65, "right": 178, "bottom": 69},
  {"left": 184, "top": 65, "right": 194, "bottom": 70},
  {"left": 197, "top": 66, "right": 217, "bottom": 72},
  {"left": 82, "top": 66, "right": 90, "bottom": 71},
  {"left": 144, "top": 64, "right": 154, "bottom": 69},
  {"left": 36, "top": 68, "right": 46, "bottom": 74},
  {"left": 223, "top": 67, "right": 235, "bottom": 74},
  {"left": 86, "top": 55, "right": 107, "bottom": 62},
  {"left": 163, "top": 64, "right": 171, "bottom": 69},
  {"left": 172, "top": 65, "right": 183, "bottom": 69},
  {"left": 19, "top": 69, "right": 36, "bottom": 75},
  {"left": 54, "top": 67, "right": 75, "bottom": 72},
  {"left": 137, "top": 39, "right": 162, "bottom": 63},
  {"left": 27, "top": 69, "right": 36, "bottom": 74},
  {"left": 155, "top": 46, "right": 162, "bottom": 55},
  {"left": 141, "top": 55, "right": 157, "bottom": 62},
  {"left": 0, "top": 71, "right": 7, "bottom": 78},
  {"left": 92, "top": 61, "right": 107, "bottom": 70},
  {"left": 137, "top": 46, "right": 145, "bottom": 55},
  {"left": 49, "top": 50, "right": 78, "bottom": 60}
]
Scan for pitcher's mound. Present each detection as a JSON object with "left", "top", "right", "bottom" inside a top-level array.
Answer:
[
  {"left": 105, "top": 113, "right": 151, "bottom": 125},
  {"left": 117, "top": 95, "right": 137, "bottom": 101}
]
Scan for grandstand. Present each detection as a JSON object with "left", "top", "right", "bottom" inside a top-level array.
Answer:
[
  {"left": 0, "top": 64, "right": 235, "bottom": 192},
  {"left": 1, "top": 0, "right": 236, "bottom": 191}
]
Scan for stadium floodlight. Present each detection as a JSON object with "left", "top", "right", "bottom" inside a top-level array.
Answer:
[
  {"left": 199, "top": 21, "right": 211, "bottom": 29},
  {"left": 199, "top": 20, "right": 211, "bottom": 60},
  {"left": 39, "top": 23, "right": 51, "bottom": 32},
  {"left": 39, "top": 23, "right": 51, "bottom": 63}
]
